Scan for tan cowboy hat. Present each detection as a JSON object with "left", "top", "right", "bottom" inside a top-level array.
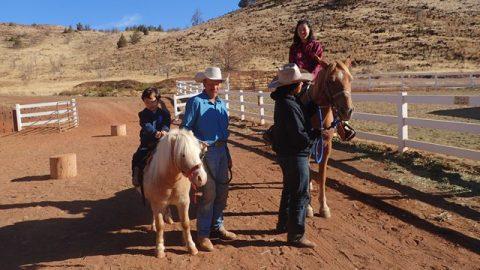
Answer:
[
  {"left": 194, "top": 67, "right": 225, "bottom": 83},
  {"left": 268, "top": 63, "right": 313, "bottom": 89}
]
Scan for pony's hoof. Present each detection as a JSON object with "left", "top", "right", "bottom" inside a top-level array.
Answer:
[
  {"left": 156, "top": 250, "right": 166, "bottom": 258},
  {"left": 319, "top": 208, "right": 331, "bottom": 218},
  {"left": 307, "top": 205, "right": 314, "bottom": 218},
  {"left": 189, "top": 246, "right": 199, "bottom": 256}
]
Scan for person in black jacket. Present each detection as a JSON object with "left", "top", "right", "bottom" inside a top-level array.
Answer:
[
  {"left": 131, "top": 87, "right": 171, "bottom": 187},
  {"left": 269, "top": 63, "right": 319, "bottom": 248}
]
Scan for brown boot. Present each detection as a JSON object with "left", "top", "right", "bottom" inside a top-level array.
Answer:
[
  {"left": 197, "top": 237, "right": 215, "bottom": 252},
  {"left": 288, "top": 235, "right": 317, "bottom": 249},
  {"left": 211, "top": 226, "right": 237, "bottom": 241}
]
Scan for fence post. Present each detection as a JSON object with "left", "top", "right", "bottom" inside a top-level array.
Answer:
[
  {"left": 368, "top": 75, "right": 372, "bottom": 90},
  {"left": 224, "top": 77, "right": 230, "bottom": 110},
  {"left": 397, "top": 92, "right": 408, "bottom": 153},
  {"left": 258, "top": 90, "right": 265, "bottom": 125},
  {"left": 400, "top": 75, "right": 406, "bottom": 91},
  {"left": 470, "top": 73, "right": 475, "bottom": 88},
  {"left": 173, "top": 94, "right": 179, "bottom": 119},
  {"left": 71, "top": 99, "right": 79, "bottom": 127},
  {"left": 56, "top": 102, "right": 61, "bottom": 132},
  {"left": 14, "top": 104, "right": 22, "bottom": 131},
  {"left": 434, "top": 74, "right": 438, "bottom": 90},
  {"left": 239, "top": 90, "right": 245, "bottom": 121}
]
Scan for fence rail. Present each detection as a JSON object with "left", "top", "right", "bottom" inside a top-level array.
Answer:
[
  {"left": 174, "top": 77, "right": 480, "bottom": 161},
  {"left": 14, "top": 99, "right": 79, "bottom": 132}
]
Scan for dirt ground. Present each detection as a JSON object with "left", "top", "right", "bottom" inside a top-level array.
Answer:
[{"left": 0, "top": 96, "right": 479, "bottom": 270}]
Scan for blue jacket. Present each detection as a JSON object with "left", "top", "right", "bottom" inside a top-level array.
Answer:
[
  {"left": 180, "top": 91, "right": 229, "bottom": 145},
  {"left": 138, "top": 108, "right": 171, "bottom": 148}
]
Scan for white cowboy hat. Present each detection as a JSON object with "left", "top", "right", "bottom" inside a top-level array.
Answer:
[
  {"left": 194, "top": 67, "right": 225, "bottom": 83},
  {"left": 268, "top": 63, "right": 313, "bottom": 89}
]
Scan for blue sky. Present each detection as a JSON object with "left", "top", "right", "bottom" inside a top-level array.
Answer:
[{"left": 0, "top": 0, "right": 239, "bottom": 30}]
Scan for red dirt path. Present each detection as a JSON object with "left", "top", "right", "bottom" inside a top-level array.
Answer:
[{"left": 0, "top": 96, "right": 478, "bottom": 270}]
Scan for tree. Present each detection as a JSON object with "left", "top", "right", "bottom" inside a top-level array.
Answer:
[
  {"left": 130, "top": 31, "right": 142, "bottom": 44},
  {"left": 117, "top": 34, "right": 127, "bottom": 48},
  {"left": 238, "top": 0, "right": 255, "bottom": 8},
  {"left": 76, "top": 22, "right": 84, "bottom": 31},
  {"left": 210, "top": 32, "right": 249, "bottom": 72},
  {"left": 63, "top": 25, "right": 73, "bottom": 33},
  {"left": 191, "top": 8, "right": 203, "bottom": 26}
]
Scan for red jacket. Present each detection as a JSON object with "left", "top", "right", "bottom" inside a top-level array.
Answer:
[{"left": 289, "top": 40, "right": 324, "bottom": 80}]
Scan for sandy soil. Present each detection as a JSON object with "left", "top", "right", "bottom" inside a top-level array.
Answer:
[{"left": 0, "top": 96, "right": 478, "bottom": 269}]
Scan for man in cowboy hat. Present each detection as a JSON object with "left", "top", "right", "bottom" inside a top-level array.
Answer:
[
  {"left": 181, "top": 66, "right": 236, "bottom": 252},
  {"left": 269, "top": 63, "right": 319, "bottom": 248}
]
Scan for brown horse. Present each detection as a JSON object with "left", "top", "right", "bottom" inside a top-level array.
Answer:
[{"left": 299, "top": 59, "right": 354, "bottom": 218}]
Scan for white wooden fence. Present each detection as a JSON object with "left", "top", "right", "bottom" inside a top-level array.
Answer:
[
  {"left": 14, "top": 99, "right": 79, "bottom": 132},
  {"left": 352, "top": 93, "right": 480, "bottom": 160},
  {"left": 174, "top": 80, "right": 480, "bottom": 161},
  {"left": 176, "top": 80, "right": 204, "bottom": 95},
  {"left": 353, "top": 71, "right": 479, "bottom": 91}
]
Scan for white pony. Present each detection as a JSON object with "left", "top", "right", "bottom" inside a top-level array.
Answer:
[{"left": 143, "top": 128, "right": 208, "bottom": 258}]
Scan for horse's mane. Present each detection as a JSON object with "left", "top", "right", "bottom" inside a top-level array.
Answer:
[
  {"left": 334, "top": 60, "right": 353, "bottom": 80},
  {"left": 144, "top": 128, "right": 200, "bottom": 185}
]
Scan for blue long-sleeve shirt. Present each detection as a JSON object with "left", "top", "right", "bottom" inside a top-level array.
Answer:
[
  {"left": 138, "top": 107, "right": 171, "bottom": 148},
  {"left": 180, "top": 91, "right": 229, "bottom": 145}
]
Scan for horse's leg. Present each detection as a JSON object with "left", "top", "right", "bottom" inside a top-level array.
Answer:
[
  {"left": 317, "top": 108, "right": 334, "bottom": 218},
  {"left": 318, "top": 138, "right": 332, "bottom": 218},
  {"left": 178, "top": 202, "right": 198, "bottom": 255},
  {"left": 153, "top": 205, "right": 166, "bottom": 258}
]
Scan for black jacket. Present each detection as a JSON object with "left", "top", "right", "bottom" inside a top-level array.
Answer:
[
  {"left": 138, "top": 108, "right": 171, "bottom": 148},
  {"left": 271, "top": 88, "right": 315, "bottom": 157}
]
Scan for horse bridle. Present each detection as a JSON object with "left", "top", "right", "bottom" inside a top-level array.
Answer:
[
  {"left": 319, "top": 62, "right": 351, "bottom": 110},
  {"left": 171, "top": 135, "right": 204, "bottom": 188}
]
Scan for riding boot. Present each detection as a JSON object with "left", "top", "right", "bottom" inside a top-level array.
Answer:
[{"left": 132, "top": 166, "right": 142, "bottom": 187}]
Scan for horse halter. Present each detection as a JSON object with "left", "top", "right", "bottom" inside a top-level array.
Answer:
[
  {"left": 321, "top": 63, "right": 349, "bottom": 106},
  {"left": 171, "top": 135, "right": 204, "bottom": 187}
]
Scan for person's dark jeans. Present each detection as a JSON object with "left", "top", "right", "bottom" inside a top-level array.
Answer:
[
  {"left": 277, "top": 155, "right": 310, "bottom": 241},
  {"left": 131, "top": 147, "right": 150, "bottom": 176}
]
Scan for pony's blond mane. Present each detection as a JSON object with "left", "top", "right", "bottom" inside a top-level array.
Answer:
[{"left": 144, "top": 128, "right": 201, "bottom": 185}]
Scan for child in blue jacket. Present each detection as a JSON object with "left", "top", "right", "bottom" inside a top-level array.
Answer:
[{"left": 131, "top": 87, "right": 171, "bottom": 187}]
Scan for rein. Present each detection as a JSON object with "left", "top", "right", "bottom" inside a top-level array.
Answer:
[{"left": 310, "top": 62, "right": 346, "bottom": 164}]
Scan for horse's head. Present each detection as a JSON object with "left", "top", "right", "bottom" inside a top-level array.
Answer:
[
  {"left": 314, "top": 58, "right": 354, "bottom": 121},
  {"left": 172, "top": 129, "right": 208, "bottom": 188}
]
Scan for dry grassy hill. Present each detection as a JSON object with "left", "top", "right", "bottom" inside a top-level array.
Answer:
[{"left": 0, "top": 0, "right": 479, "bottom": 95}]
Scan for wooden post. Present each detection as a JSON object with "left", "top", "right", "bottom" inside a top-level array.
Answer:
[
  {"left": 111, "top": 124, "right": 127, "bottom": 136},
  {"left": 258, "top": 90, "right": 265, "bottom": 125},
  {"left": 50, "top": 153, "right": 77, "bottom": 179},
  {"left": 239, "top": 90, "right": 245, "bottom": 121},
  {"left": 397, "top": 92, "right": 408, "bottom": 153},
  {"left": 470, "top": 73, "right": 475, "bottom": 88},
  {"left": 224, "top": 77, "right": 230, "bottom": 110},
  {"left": 56, "top": 102, "right": 61, "bottom": 132},
  {"left": 368, "top": 75, "right": 372, "bottom": 90},
  {"left": 173, "top": 95, "right": 179, "bottom": 119},
  {"left": 434, "top": 74, "right": 438, "bottom": 90},
  {"left": 71, "top": 99, "right": 79, "bottom": 127},
  {"left": 14, "top": 104, "right": 22, "bottom": 131}
]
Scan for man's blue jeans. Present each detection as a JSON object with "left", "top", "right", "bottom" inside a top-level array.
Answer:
[
  {"left": 277, "top": 155, "right": 310, "bottom": 241},
  {"left": 197, "top": 145, "right": 230, "bottom": 238}
]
